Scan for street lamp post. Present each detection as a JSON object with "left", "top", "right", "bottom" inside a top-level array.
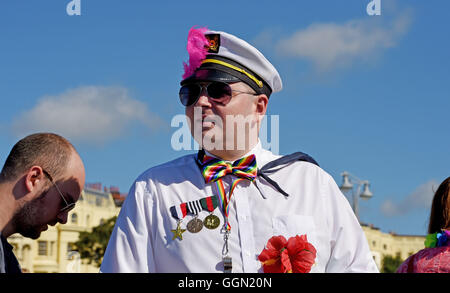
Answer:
[{"left": 339, "top": 171, "right": 373, "bottom": 222}]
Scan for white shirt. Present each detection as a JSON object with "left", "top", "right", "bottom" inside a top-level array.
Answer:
[{"left": 100, "top": 142, "right": 379, "bottom": 273}]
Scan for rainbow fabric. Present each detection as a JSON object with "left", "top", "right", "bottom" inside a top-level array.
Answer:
[
  {"left": 200, "top": 154, "right": 257, "bottom": 183},
  {"left": 214, "top": 178, "right": 244, "bottom": 231},
  {"left": 199, "top": 153, "right": 258, "bottom": 230}
]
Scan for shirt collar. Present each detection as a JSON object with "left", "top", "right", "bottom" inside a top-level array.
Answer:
[
  {"left": 203, "top": 140, "right": 263, "bottom": 163},
  {"left": 198, "top": 140, "right": 280, "bottom": 171}
]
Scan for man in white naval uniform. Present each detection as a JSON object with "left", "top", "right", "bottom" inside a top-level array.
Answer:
[{"left": 100, "top": 28, "right": 379, "bottom": 273}]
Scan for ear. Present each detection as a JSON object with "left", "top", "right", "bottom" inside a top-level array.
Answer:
[
  {"left": 254, "top": 94, "right": 268, "bottom": 122},
  {"left": 24, "top": 166, "right": 45, "bottom": 193}
]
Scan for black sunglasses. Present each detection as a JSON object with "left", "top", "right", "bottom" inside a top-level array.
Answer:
[
  {"left": 42, "top": 169, "right": 76, "bottom": 214},
  {"left": 179, "top": 81, "right": 256, "bottom": 107}
]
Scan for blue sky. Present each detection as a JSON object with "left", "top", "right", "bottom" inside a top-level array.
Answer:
[{"left": 0, "top": 0, "right": 449, "bottom": 236}]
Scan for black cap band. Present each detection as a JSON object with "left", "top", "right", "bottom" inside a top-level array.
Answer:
[{"left": 181, "top": 55, "right": 272, "bottom": 98}]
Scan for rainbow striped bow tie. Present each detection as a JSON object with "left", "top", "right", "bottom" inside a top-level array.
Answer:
[{"left": 198, "top": 151, "right": 258, "bottom": 184}]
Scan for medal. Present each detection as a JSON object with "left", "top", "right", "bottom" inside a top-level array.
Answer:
[
  {"left": 187, "top": 216, "right": 203, "bottom": 233},
  {"left": 186, "top": 200, "right": 204, "bottom": 233},
  {"left": 171, "top": 220, "right": 186, "bottom": 240},
  {"left": 200, "top": 196, "right": 220, "bottom": 229},
  {"left": 204, "top": 214, "right": 220, "bottom": 229},
  {"left": 169, "top": 203, "right": 188, "bottom": 241}
]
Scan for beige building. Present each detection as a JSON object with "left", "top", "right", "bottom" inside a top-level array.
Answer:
[
  {"left": 8, "top": 186, "right": 122, "bottom": 273},
  {"left": 361, "top": 223, "right": 426, "bottom": 269}
]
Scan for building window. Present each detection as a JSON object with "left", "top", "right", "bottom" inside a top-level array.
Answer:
[
  {"left": 96, "top": 197, "right": 102, "bottom": 207},
  {"left": 38, "top": 241, "right": 48, "bottom": 256},
  {"left": 71, "top": 213, "right": 78, "bottom": 224},
  {"left": 372, "top": 241, "right": 376, "bottom": 247},
  {"left": 383, "top": 244, "right": 387, "bottom": 250}
]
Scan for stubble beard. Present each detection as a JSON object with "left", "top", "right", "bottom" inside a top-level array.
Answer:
[{"left": 12, "top": 189, "right": 48, "bottom": 240}]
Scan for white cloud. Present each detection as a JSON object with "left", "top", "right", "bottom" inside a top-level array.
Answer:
[
  {"left": 11, "top": 85, "right": 166, "bottom": 144},
  {"left": 276, "top": 11, "right": 412, "bottom": 72},
  {"left": 380, "top": 180, "right": 439, "bottom": 217}
]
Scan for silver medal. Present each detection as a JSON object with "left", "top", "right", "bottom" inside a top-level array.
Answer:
[{"left": 186, "top": 217, "right": 203, "bottom": 233}]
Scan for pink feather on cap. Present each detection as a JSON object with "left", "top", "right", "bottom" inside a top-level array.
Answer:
[{"left": 182, "top": 26, "right": 209, "bottom": 79}]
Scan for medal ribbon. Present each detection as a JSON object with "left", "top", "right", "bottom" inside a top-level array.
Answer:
[
  {"left": 170, "top": 196, "right": 218, "bottom": 221},
  {"left": 169, "top": 202, "right": 187, "bottom": 220},
  {"left": 186, "top": 199, "right": 203, "bottom": 215},
  {"left": 200, "top": 196, "right": 219, "bottom": 212}
]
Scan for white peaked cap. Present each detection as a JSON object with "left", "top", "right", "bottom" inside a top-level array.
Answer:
[{"left": 204, "top": 30, "right": 283, "bottom": 94}]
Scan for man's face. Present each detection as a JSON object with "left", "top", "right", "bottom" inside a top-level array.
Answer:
[
  {"left": 13, "top": 152, "right": 86, "bottom": 239},
  {"left": 185, "top": 81, "right": 265, "bottom": 152}
]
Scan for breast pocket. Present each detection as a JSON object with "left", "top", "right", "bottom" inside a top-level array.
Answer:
[
  {"left": 272, "top": 214, "right": 319, "bottom": 271},
  {"left": 272, "top": 214, "right": 317, "bottom": 240}
]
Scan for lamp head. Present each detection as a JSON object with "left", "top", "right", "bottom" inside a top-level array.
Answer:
[
  {"left": 360, "top": 181, "right": 373, "bottom": 199},
  {"left": 340, "top": 171, "right": 353, "bottom": 192}
]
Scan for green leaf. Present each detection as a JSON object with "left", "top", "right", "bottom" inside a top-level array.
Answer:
[{"left": 73, "top": 216, "right": 117, "bottom": 268}]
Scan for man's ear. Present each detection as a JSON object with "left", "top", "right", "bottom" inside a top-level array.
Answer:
[
  {"left": 255, "top": 94, "right": 268, "bottom": 121},
  {"left": 24, "top": 166, "right": 45, "bottom": 193}
]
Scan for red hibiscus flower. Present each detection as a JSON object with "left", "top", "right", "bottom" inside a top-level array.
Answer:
[{"left": 258, "top": 234, "right": 317, "bottom": 273}]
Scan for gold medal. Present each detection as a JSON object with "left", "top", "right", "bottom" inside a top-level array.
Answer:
[
  {"left": 204, "top": 214, "right": 220, "bottom": 229},
  {"left": 186, "top": 217, "right": 203, "bottom": 233},
  {"left": 171, "top": 221, "right": 186, "bottom": 241}
]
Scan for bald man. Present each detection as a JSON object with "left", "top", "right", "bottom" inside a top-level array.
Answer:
[{"left": 0, "top": 133, "right": 85, "bottom": 273}]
